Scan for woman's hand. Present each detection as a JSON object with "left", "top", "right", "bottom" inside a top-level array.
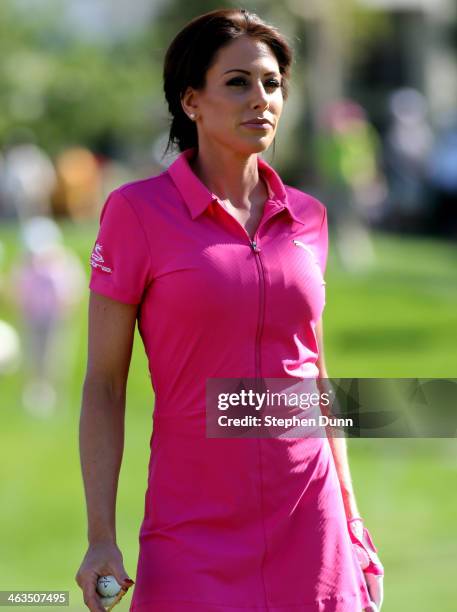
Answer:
[
  {"left": 348, "top": 518, "right": 384, "bottom": 612},
  {"left": 75, "top": 541, "right": 134, "bottom": 611}
]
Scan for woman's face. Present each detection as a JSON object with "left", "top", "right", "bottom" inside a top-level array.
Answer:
[{"left": 182, "top": 35, "right": 284, "bottom": 155}]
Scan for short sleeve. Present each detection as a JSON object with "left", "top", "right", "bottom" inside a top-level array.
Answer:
[
  {"left": 88, "top": 189, "right": 152, "bottom": 304},
  {"left": 316, "top": 205, "right": 328, "bottom": 277}
]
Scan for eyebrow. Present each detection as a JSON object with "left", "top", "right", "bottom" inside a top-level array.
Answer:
[{"left": 223, "top": 69, "right": 281, "bottom": 77}]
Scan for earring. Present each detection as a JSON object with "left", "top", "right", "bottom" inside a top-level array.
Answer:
[{"left": 189, "top": 113, "right": 196, "bottom": 120}]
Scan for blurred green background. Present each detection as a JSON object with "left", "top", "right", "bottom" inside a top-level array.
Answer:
[
  {"left": 1, "top": 223, "right": 456, "bottom": 611},
  {"left": 0, "top": 0, "right": 456, "bottom": 611}
]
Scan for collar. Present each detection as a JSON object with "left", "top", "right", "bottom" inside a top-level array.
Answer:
[{"left": 167, "top": 147, "right": 305, "bottom": 225}]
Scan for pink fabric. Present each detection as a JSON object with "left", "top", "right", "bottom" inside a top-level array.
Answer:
[{"left": 88, "top": 147, "right": 371, "bottom": 611}]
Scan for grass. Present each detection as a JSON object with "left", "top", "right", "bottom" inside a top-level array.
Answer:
[{"left": 0, "top": 220, "right": 456, "bottom": 611}]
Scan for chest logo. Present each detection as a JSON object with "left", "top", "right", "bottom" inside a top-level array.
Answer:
[
  {"left": 292, "top": 239, "right": 315, "bottom": 256},
  {"left": 292, "top": 240, "right": 326, "bottom": 285}
]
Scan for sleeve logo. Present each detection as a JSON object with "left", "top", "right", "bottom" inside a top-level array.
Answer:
[{"left": 90, "top": 242, "right": 112, "bottom": 273}]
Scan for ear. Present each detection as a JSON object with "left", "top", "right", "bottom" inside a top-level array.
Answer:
[{"left": 181, "top": 86, "right": 199, "bottom": 120}]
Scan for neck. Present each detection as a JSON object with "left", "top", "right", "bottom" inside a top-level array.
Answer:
[{"left": 189, "top": 143, "right": 267, "bottom": 210}]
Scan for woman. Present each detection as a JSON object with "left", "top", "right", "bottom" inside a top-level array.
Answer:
[{"left": 76, "top": 8, "right": 384, "bottom": 612}]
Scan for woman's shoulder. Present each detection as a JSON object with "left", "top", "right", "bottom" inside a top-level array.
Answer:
[
  {"left": 112, "top": 168, "right": 175, "bottom": 204},
  {"left": 283, "top": 184, "right": 327, "bottom": 223},
  {"left": 96, "top": 169, "right": 180, "bottom": 229}
]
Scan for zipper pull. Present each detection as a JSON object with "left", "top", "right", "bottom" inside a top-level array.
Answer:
[{"left": 251, "top": 240, "right": 261, "bottom": 253}]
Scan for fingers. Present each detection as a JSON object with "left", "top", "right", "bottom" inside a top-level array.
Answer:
[
  {"left": 95, "top": 555, "right": 134, "bottom": 593},
  {"left": 103, "top": 566, "right": 134, "bottom": 609},
  {"left": 109, "top": 566, "right": 135, "bottom": 592},
  {"left": 85, "top": 593, "right": 105, "bottom": 612},
  {"left": 76, "top": 569, "right": 105, "bottom": 612},
  {"left": 75, "top": 539, "right": 136, "bottom": 610},
  {"left": 76, "top": 564, "right": 134, "bottom": 611}
]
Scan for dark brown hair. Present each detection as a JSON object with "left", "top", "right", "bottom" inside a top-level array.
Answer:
[{"left": 162, "top": 8, "right": 293, "bottom": 155}]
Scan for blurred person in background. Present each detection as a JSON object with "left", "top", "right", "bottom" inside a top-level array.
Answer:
[
  {"left": 383, "top": 88, "right": 434, "bottom": 233},
  {"left": 0, "top": 131, "right": 57, "bottom": 221},
  {"left": 52, "top": 146, "right": 103, "bottom": 221},
  {"left": 0, "top": 239, "right": 21, "bottom": 375},
  {"left": 316, "top": 99, "right": 386, "bottom": 272},
  {"left": 10, "top": 217, "right": 85, "bottom": 417},
  {"left": 426, "top": 111, "right": 457, "bottom": 238},
  {"left": 0, "top": 318, "right": 21, "bottom": 376},
  {"left": 0, "top": 151, "right": 7, "bottom": 218}
]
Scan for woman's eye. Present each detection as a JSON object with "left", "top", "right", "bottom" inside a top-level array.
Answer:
[
  {"left": 227, "top": 77, "right": 247, "bottom": 87},
  {"left": 226, "top": 78, "right": 281, "bottom": 89}
]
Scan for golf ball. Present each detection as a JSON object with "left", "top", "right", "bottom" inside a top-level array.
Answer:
[
  {"left": 97, "top": 575, "right": 121, "bottom": 598},
  {"left": 100, "top": 595, "right": 118, "bottom": 609}
]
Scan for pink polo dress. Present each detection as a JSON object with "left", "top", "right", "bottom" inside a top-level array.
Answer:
[{"left": 88, "top": 147, "right": 372, "bottom": 611}]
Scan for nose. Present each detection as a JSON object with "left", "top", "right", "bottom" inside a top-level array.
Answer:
[{"left": 250, "top": 79, "right": 269, "bottom": 111}]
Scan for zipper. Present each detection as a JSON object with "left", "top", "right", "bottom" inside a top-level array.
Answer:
[
  {"left": 215, "top": 200, "right": 281, "bottom": 380},
  {"left": 250, "top": 235, "right": 269, "bottom": 611},
  {"left": 214, "top": 204, "right": 272, "bottom": 610},
  {"left": 250, "top": 239, "right": 265, "bottom": 380}
]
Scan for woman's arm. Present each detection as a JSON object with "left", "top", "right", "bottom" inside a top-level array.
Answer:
[
  {"left": 316, "top": 318, "right": 385, "bottom": 611},
  {"left": 76, "top": 291, "right": 137, "bottom": 610},
  {"left": 80, "top": 290, "right": 138, "bottom": 543},
  {"left": 315, "top": 317, "right": 361, "bottom": 521}
]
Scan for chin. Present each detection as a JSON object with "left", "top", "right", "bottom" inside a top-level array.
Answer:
[{"left": 233, "top": 136, "right": 273, "bottom": 156}]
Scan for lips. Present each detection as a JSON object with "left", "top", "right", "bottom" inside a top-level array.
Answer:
[{"left": 241, "top": 118, "right": 273, "bottom": 127}]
